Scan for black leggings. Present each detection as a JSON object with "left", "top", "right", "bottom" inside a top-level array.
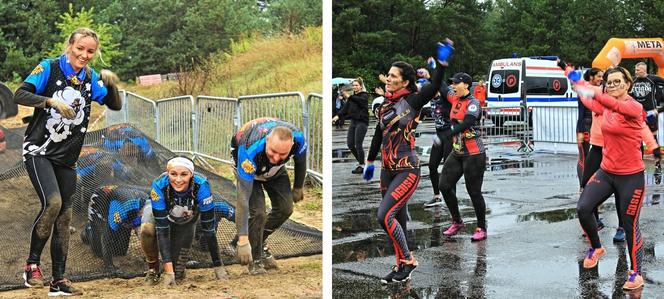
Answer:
[
  {"left": 429, "top": 130, "right": 453, "bottom": 196},
  {"left": 377, "top": 168, "right": 420, "bottom": 265},
  {"left": 581, "top": 145, "right": 622, "bottom": 227},
  {"left": 248, "top": 171, "right": 294, "bottom": 260},
  {"left": 25, "top": 156, "right": 77, "bottom": 280},
  {"left": 577, "top": 132, "right": 590, "bottom": 187},
  {"left": 439, "top": 153, "right": 487, "bottom": 229},
  {"left": 577, "top": 169, "right": 644, "bottom": 273},
  {"left": 347, "top": 120, "right": 368, "bottom": 165}
]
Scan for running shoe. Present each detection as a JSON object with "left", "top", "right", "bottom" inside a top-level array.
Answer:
[
  {"left": 248, "top": 260, "right": 267, "bottom": 275},
  {"left": 596, "top": 218, "right": 605, "bottom": 231},
  {"left": 470, "top": 228, "right": 487, "bottom": 242},
  {"left": 622, "top": 270, "right": 644, "bottom": 290},
  {"left": 393, "top": 258, "right": 418, "bottom": 282},
  {"left": 613, "top": 227, "right": 626, "bottom": 243},
  {"left": 443, "top": 220, "right": 465, "bottom": 237},
  {"left": 380, "top": 265, "right": 400, "bottom": 284},
  {"left": 351, "top": 165, "right": 364, "bottom": 174},
  {"left": 424, "top": 195, "right": 443, "bottom": 208},
  {"left": 48, "top": 279, "right": 83, "bottom": 297},
  {"left": 23, "top": 263, "right": 45, "bottom": 288},
  {"left": 144, "top": 268, "right": 160, "bottom": 286},
  {"left": 263, "top": 246, "right": 279, "bottom": 270},
  {"left": 583, "top": 247, "right": 605, "bottom": 269}
]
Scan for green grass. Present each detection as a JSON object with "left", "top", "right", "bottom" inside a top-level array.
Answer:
[{"left": 123, "top": 27, "right": 322, "bottom": 98}]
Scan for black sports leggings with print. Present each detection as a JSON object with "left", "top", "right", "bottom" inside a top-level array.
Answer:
[
  {"left": 581, "top": 145, "right": 623, "bottom": 228},
  {"left": 25, "top": 156, "right": 77, "bottom": 280},
  {"left": 577, "top": 169, "right": 644, "bottom": 273},
  {"left": 377, "top": 168, "right": 420, "bottom": 265},
  {"left": 439, "top": 153, "right": 487, "bottom": 229},
  {"left": 429, "top": 130, "right": 453, "bottom": 196}
]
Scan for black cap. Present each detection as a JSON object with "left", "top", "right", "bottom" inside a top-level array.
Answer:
[{"left": 450, "top": 72, "right": 472, "bottom": 86}]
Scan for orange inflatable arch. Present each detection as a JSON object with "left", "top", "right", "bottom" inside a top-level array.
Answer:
[{"left": 592, "top": 38, "right": 664, "bottom": 76}]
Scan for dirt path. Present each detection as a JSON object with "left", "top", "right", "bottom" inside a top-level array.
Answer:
[{"left": 0, "top": 255, "right": 321, "bottom": 298}]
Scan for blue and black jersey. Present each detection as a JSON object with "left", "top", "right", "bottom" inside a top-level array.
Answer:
[
  {"left": 102, "top": 125, "right": 155, "bottom": 158},
  {"left": 230, "top": 118, "right": 307, "bottom": 235},
  {"left": 20, "top": 55, "right": 110, "bottom": 167},
  {"left": 88, "top": 185, "right": 146, "bottom": 232},
  {"left": 150, "top": 173, "right": 220, "bottom": 265}
]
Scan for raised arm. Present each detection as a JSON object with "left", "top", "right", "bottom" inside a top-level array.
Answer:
[{"left": 593, "top": 92, "right": 644, "bottom": 119}]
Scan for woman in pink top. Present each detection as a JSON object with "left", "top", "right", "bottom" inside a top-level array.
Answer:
[{"left": 575, "top": 67, "right": 660, "bottom": 291}]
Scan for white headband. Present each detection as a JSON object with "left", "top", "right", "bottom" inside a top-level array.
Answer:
[{"left": 167, "top": 157, "right": 194, "bottom": 174}]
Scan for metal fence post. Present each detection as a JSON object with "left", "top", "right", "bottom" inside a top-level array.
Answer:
[
  {"left": 192, "top": 97, "right": 199, "bottom": 156},
  {"left": 154, "top": 106, "right": 160, "bottom": 143}
]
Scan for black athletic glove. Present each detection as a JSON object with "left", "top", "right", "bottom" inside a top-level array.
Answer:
[
  {"left": 654, "top": 147, "right": 661, "bottom": 160},
  {"left": 557, "top": 59, "right": 567, "bottom": 71}
]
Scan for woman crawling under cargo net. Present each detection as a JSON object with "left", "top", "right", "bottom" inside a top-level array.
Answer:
[
  {"left": 79, "top": 181, "right": 236, "bottom": 278},
  {"left": 138, "top": 156, "right": 235, "bottom": 286}
]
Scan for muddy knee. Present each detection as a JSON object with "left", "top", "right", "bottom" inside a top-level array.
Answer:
[
  {"left": 140, "top": 223, "right": 159, "bottom": 263},
  {"left": 34, "top": 194, "right": 63, "bottom": 239}
]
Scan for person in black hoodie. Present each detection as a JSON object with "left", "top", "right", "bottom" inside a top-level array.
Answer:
[
  {"left": 631, "top": 62, "right": 664, "bottom": 140},
  {"left": 333, "top": 78, "right": 370, "bottom": 174}
]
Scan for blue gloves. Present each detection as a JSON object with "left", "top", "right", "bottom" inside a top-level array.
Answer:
[
  {"left": 568, "top": 70, "right": 582, "bottom": 83},
  {"left": 363, "top": 163, "right": 375, "bottom": 181},
  {"left": 437, "top": 42, "right": 454, "bottom": 62}
]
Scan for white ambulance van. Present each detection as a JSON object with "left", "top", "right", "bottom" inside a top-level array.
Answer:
[{"left": 487, "top": 56, "right": 577, "bottom": 127}]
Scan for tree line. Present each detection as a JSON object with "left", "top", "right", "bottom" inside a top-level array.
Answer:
[
  {"left": 0, "top": 0, "right": 321, "bottom": 82},
  {"left": 333, "top": 0, "right": 664, "bottom": 90}
]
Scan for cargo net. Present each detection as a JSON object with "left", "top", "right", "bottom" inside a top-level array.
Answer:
[{"left": 0, "top": 123, "right": 321, "bottom": 290}]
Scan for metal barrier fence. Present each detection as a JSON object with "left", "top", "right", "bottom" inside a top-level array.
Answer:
[
  {"left": 530, "top": 106, "right": 577, "bottom": 144},
  {"left": 105, "top": 91, "right": 322, "bottom": 181},
  {"left": 238, "top": 92, "right": 306, "bottom": 130},
  {"left": 305, "top": 93, "right": 323, "bottom": 177},
  {"left": 125, "top": 92, "right": 157, "bottom": 140},
  {"left": 195, "top": 96, "right": 238, "bottom": 164},
  {"left": 481, "top": 106, "right": 531, "bottom": 152},
  {"left": 155, "top": 96, "right": 195, "bottom": 153},
  {"left": 104, "top": 90, "right": 128, "bottom": 125}
]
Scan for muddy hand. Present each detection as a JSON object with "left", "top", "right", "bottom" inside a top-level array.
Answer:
[
  {"left": 236, "top": 241, "right": 252, "bottom": 265},
  {"left": 47, "top": 98, "right": 75, "bottom": 119}
]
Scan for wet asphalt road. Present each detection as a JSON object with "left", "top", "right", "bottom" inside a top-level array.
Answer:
[{"left": 332, "top": 119, "right": 664, "bottom": 298}]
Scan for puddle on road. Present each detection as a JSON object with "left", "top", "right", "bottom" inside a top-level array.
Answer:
[
  {"left": 516, "top": 207, "right": 578, "bottom": 223},
  {"left": 333, "top": 205, "right": 490, "bottom": 264}
]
